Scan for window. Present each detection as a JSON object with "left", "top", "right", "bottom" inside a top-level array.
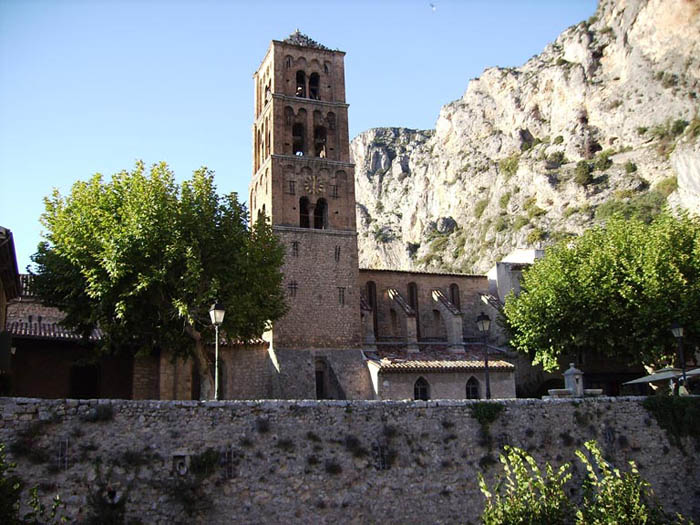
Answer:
[
  {"left": 330, "top": 185, "right": 339, "bottom": 198},
  {"left": 414, "top": 377, "right": 430, "bottom": 401},
  {"left": 314, "top": 126, "right": 327, "bottom": 158},
  {"left": 309, "top": 72, "right": 320, "bottom": 100},
  {"left": 315, "top": 359, "right": 327, "bottom": 399},
  {"left": 295, "top": 70, "right": 306, "bottom": 97},
  {"left": 314, "top": 198, "right": 328, "bottom": 229},
  {"left": 287, "top": 281, "right": 298, "bottom": 298},
  {"left": 408, "top": 282, "right": 421, "bottom": 340},
  {"left": 367, "top": 281, "right": 378, "bottom": 338},
  {"left": 285, "top": 56, "right": 292, "bottom": 68},
  {"left": 299, "top": 197, "right": 310, "bottom": 228},
  {"left": 466, "top": 377, "right": 480, "bottom": 399},
  {"left": 292, "top": 241, "right": 299, "bottom": 257},
  {"left": 292, "top": 123, "right": 305, "bottom": 156},
  {"left": 450, "top": 283, "right": 461, "bottom": 310},
  {"left": 287, "top": 180, "right": 296, "bottom": 195},
  {"left": 334, "top": 245, "right": 340, "bottom": 261},
  {"left": 338, "top": 287, "right": 345, "bottom": 306}
]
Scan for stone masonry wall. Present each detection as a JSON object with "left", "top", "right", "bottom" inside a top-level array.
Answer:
[{"left": 0, "top": 397, "right": 697, "bottom": 524}]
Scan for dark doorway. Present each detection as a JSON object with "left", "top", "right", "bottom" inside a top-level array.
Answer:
[{"left": 69, "top": 364, "right": 100, "bottom": 399}]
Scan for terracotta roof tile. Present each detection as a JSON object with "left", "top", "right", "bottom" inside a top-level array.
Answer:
[
  {"left": 8, "top": 321, "right": 102, "bottom": 342},
  {"left": 368, "top": 347, "right": 514, "bottom": 373}
]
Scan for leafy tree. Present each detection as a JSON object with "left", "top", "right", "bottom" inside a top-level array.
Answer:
[
  {"left": 503, "top": 211, "right": 700, "bottom": 371},
  {"left": 31, "top": 161, "right": 286, "bottom": 399}
]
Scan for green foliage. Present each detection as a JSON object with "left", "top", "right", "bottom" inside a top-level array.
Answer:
[
  {"left": 593, "top": 150, "right": 613, "bottom": 171},
  {"left": 547, "top": 151, "right": 567, "bottom": 167},
  {"left": 563, "top": 206, "right": 578, "bottom": 219},
  {"left": 479, "top": 446, "right": 573, "bottom": 525},
  {"left": 498, "top": 155, "right": 519, "bottom": 179},
  {"left": 31, "top": 161, "right": 287, "bottom": 399},
  {"left": 636, "top": 126, "right": 648, "bottom": 136},
  {"left": 513, "top": 216, "right": 529, "bottom": 230},
  {"left": 594, "top": 190, "right": 666, "bottom": 224},
  {"left": 624, "top": 161, "right": 637, "bottom": 174},
  {"left": 553, "top": 135, "right": 564, "bottom": 145},
  {"left": 494, "top": 217, "right": 508, "bottom": 232},
  {"left": 656, "top": 176, "right": 678, "bottom": 197},
  {"left": 470, "top": 402, "right": 504, "bottom": 428},
  {"left": 574, "top": 161, "right": 593, "bottom": 186},
  {"left": 523, "top": 197, "right": 545, "bottom": 219},
  {"left": 499, "top": 192, "right": 511, "bottom": 210},
  {"left": 0, "top": 443, "right": 22, "bottom": 524},
  {"left": 526, "top": 228, "right": 545, "bottom": 245},
  {"left": 504, "top": 212, "right": 700, "bottom": 371},
  {"left": 189, "top": 448, "right": 220, "bottom": 478},
  {"left": 642, "top": 397, "right": 700, "bottom": 451},
  {"left": 474, "top": 199, "right": 489, "bottom": 219},
  {"left": 575, "top": 441, "right": 679, "bottom": 525},
  {"left": 686, "top": 115, "right": 700, "bottom": 138},
  {"left": 480, "top": 442, "right": 689, "bottom": 525}
]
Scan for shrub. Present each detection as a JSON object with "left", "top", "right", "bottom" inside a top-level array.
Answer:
[
  {"left": 499, "top": 192, "right": 511, "bottom": 210},
  {"left": 563, "top": 206, "right": 578, "bottom": 218},
  {"left": 553, "top": 135, "right": 564, "bottom": 145},
  {"left": 593, "top": 150, "right": 613, "bottom": 171},
  {"left": 575, "top": 441, "right": 677, "bottom": 524},
  {"left": 498, "top": 155, "right": 519, "bottom": 178},
  {"left": 474, "top": 199, "right": 489, "bottom": 219},
  {"left": 595, "top": 191, "right": 665, "bottom": 224},
  {"left": 527, "top": 228, "right": 545, "bottom": 245},
  {"left": 624, "top": 161, "right": 637, "bottom": 173},
  {"left": 642, "top": 397, "right": 700, "bottom": 451},
  {"left": 686, "top": 116, "right": 700, "bottom": 138},
  {"left": 574, "top": 161, "right": 593, "bottom": 186},
  {"left": 513, "top": 216, "right": 529, "bottom": 230},
  {"left": 494, "top": 217, "right": 507, "bottom": 232},
  {"left": 479, "top": 446, "right": 572, "bottom": 525},
  {"left": 656, "top": 176, "right": 677, "bottom": 197},
  {"left": 470, "top": 402, "right": 504, "bottom": 428},
  {"left": 548, "top": 150, "right": 567, "bottom": 167}
]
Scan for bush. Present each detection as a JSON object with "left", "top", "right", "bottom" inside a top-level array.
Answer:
[
  {"left": 494, "top": 217, "right": 507, "bottom": 232},
  {"left": 553, "top": 135, "right": 564, "bottom": 145},
  {"left": 498, "top": 155, "right": 519, "bottom": 178},
  {"left": 656, "top": 176, "right": 677, "bottom": 197},
  {"left": 479, "top": 446, "right": 573, "bottom": 525},
  {"left": 513, "top": 216, "right": 529, "bottom": 230},
  {"left": 474, "top": 199, "right": 489, "bottom": 219},
  {"left": 527, "top": 228, "right": 545, "bottom": 244},
  {"left": 499, "top": 192, "right": 511, "bottom": 210},
  {"left": 548, "top": 151, "right": 567, "bottom": 167},
  {"left": 624, "top": 161, "right": 637, "bottom": 173},
  {"left": 574, "top": 161, "right": 593, "bottom": 186},
  {"left": 595, "top": 191, "right": 666, "bottom": 224},
  {"left": 593, "top": 150, "right": 613, "bottom": 171},
  {"left": 479, "top": 442, "right": 690, "bottom": 525}
]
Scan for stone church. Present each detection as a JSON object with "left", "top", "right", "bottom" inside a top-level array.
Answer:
[{"left": 4, "top": 32, "right": 516, "bottom": 401}]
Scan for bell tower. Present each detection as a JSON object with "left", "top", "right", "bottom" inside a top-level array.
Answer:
[{"left": 250, "top": 31, "right": 362, "bottom": 357}]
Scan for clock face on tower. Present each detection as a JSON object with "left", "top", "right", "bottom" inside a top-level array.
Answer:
[{"left": 304, "top": 175, "right": 325, "bottom": 195}]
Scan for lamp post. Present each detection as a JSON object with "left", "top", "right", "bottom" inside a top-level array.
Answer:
[
  {"left": 671, "top": 322, "right": 687, "bottom": 394},
  {"left": 476, "top": 311, "right": 491, "bottom": 399},
  {"left": 209, "top": 302, "right": 225, "bottom": 400}
]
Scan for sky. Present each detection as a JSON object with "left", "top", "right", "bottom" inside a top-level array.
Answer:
[{"left": 0, "top": 0, "right": 597, "bottom": 270}]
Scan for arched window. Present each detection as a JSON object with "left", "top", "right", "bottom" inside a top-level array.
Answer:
[
  {"left": 414, "top": 377, "right": 430, "bottom": 401},
  {"left": 292, "top": 123, "right": 305, "bottom": 156},
  {"left": 309, "top": 72, "right": 320, "bottom": 100},
  {"left": 314, "top": 198, "right": 328, "bottom": 229},
  {"left": 408, "top": 282, "right": 421, "bottom": 340},
  {"left": 466, "top": 377, "right": 480, "bottom": 399},
  {"left": 367, "top": 281, "right": 378, "bottom": 338},
  {"left": 299, "top": 197, "right": 310, "bottom": 228},
  {"left": 285, "top": 55, "right": 293, "bottom": 69},
  {"left": 450, "top": 283, "right": 460, "bottom": 310},
  {"left": 295, "top": 71, "right": 306, "bottom": 97},
  {"left": 314, "top": 126, "right": 327, "bottom": 158}
]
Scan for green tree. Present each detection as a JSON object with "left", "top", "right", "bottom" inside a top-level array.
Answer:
[
  {"left": 31, "top": 161, "right": 286, "bottom": 399},
  {"left": 503, "top": 211, "right": 700, "bottom": 371}
]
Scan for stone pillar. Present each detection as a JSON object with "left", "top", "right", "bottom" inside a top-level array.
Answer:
[{"left": 564, "top": 363, "right": 584, "bottom": 397}]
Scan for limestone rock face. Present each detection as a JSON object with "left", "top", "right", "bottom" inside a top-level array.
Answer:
[{"left": 353, "top": 0, "right": 700, "bottom": 273}]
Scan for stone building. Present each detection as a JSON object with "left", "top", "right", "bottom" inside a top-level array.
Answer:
[
  {"left": 247, "top": 32, "right": 515, "bottom": 401},
  {"left": 5, "top": 33, "right": 516, "bottom": 401}
]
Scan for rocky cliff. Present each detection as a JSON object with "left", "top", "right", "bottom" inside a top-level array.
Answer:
[{"left": 353, "top": 0, "right": 700, "bottom": 273}]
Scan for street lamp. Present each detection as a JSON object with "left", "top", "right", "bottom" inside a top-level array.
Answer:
[
  {"left": 671, "top": 322, "right": 687, "bottom": 394},
  {"left": 476, "top": 311, "right": 492, "bottom": 399},
  {"left": 209, "top": 302, "right": 225, "bottom": 400}
]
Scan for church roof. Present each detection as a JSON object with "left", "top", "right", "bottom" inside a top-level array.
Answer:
[
  {"left": 283, "top": 30, "right": 329, "bottom": 50},
  {"left": 367, "top": 347, "right": 514, "bottom": 374}
]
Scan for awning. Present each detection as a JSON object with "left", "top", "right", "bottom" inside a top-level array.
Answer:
[{"left": 623, "top": 367, "right": 682, "bottom": 385}]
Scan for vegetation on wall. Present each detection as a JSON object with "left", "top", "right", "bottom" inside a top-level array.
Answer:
[
  {"left": 503, "top": 212, "right": 700, "bottom": 371},
  {"left": 642, "top": 397, "right": 700, "bottom": 452},
  {"left": 479, "top": 441, "right": 690, "bottom": 525},
  {"left": 30, "top": 161, "right": 287, "bottom": 399}
]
